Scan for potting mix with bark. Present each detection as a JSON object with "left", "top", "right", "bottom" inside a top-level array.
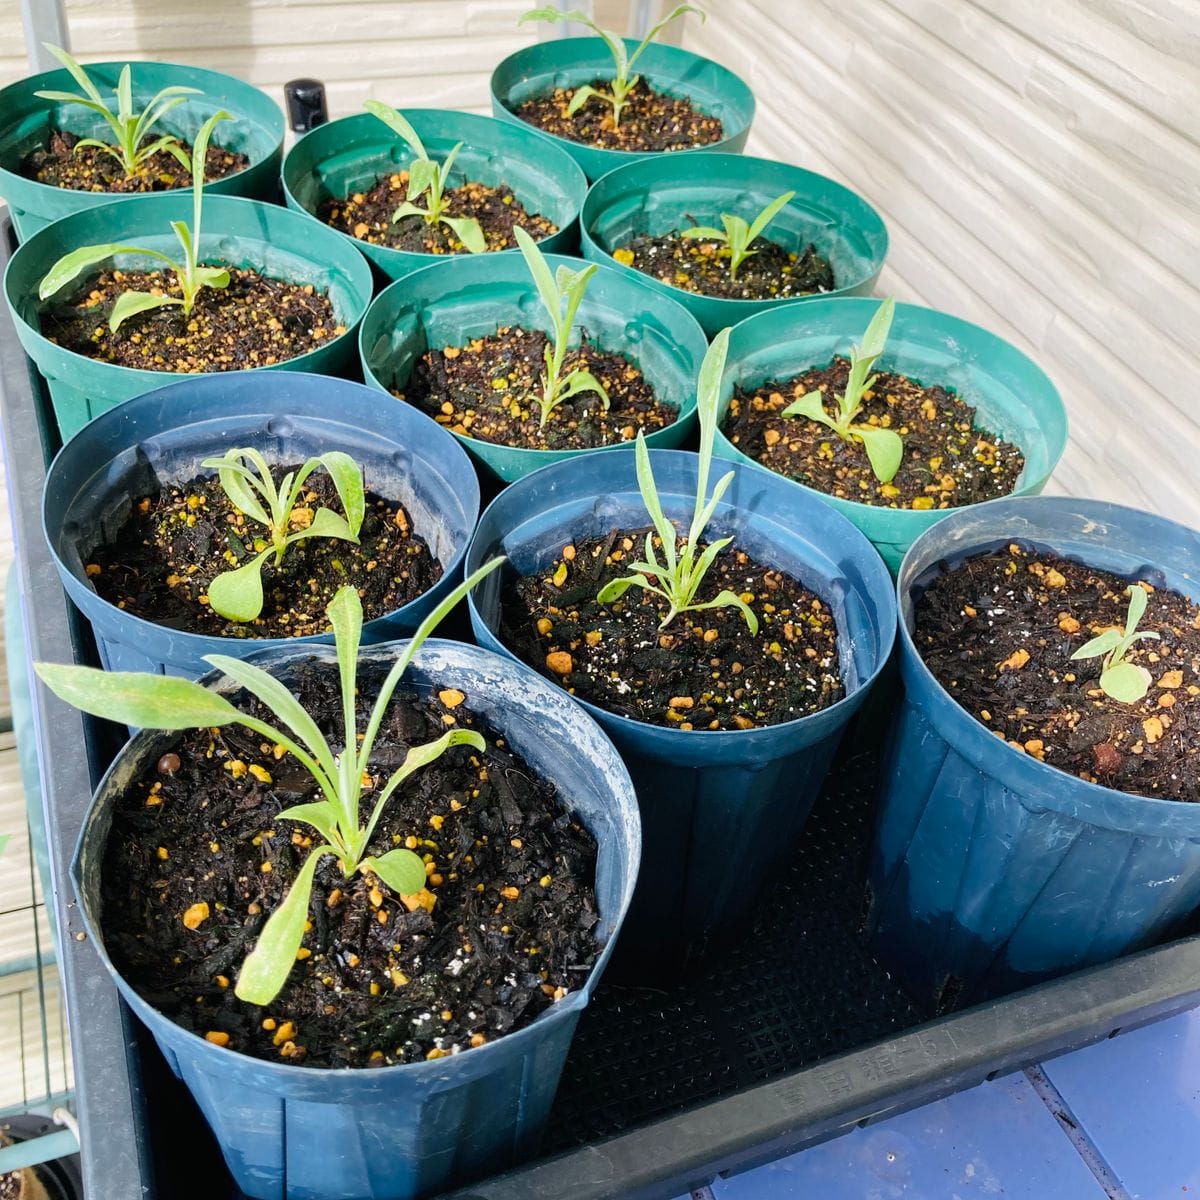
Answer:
[
  {"left": 723, "top": 358, "right": 1025, "bottom": 509},
  {"left": 502, "top": 532, "right": 843, "bottom": 729},
  {"left": 86, "top": 462, "right": 441, "bottom": 640},
  {"left": 916, "top": 544, "right": 1200, "bottom": 800},
  {"left": 99, "top": 661, "right": 600, "bottom": 1067},
  {"left": 399, "top": 326, "right": 678, "bottom": 451}
]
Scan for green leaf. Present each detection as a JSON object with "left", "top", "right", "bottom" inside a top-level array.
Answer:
[
  {"left": 134, "top": 133, "right": 186, "bottom": 165},
  {"left": 108, "top": 290, "right": 181, "bottom": 333},
  {"left": 859, "top": 295, "right": 896, "bottom": 362},
  {"left": 42, "top": 44, "right": 107, "bottom": 107},
  {"left": 276, "top": 801, "right": 343, "bottom": 850},
  {"left": 558, "top": 369, "right": 610, "bottom": 407},
  {"left": 1070, "top": 628, "right": 1123, "bottom": 661},
  {"left": 520, "top": 6, "right": 594, "bottom": 25},
  {"left": 566, "top": 84, "right": 604, "bottom": 117},
  {"left": 781, "top": 391, "right": 835, "bottom": 427},
  {"left": 681, "top": 226, "right": 725, "bottom": 241},
  {"left": 628, "top": 4, "right": 704, "bottom": 74},
  {"left": 596, "top": 576, "right": 638, "bottom": 604},
  {"left": 314, "top": 452, "right": 366, "bottom": 537},
  {"left": 406, "top": 157, "right": 439, "bottom": 203},
  {"left": 689, "top": 327, "right": 732, "bottom": 544},
  {"left": 191, "top": 265, "right": 231, "bottom": 291},
  {"left": 363, "top": 100, "right": 428, "bottom": 161},
  {"left": 235, "top": 846, "right": 334, "bottom": 1005},
  {"left": 633, "top": 432, "right": 679, "bottom": 573},
  {"left": 361, "top": 849, "right": 426, "bottom": 897},
  {"left": 745, "top": 190, "right": 795, "bottom": 246},
  {"left": 441, "top": 215, "right": 487, "bottom": 254},
  {"left": 288, "top": 506, "right": 360, "bottom": 547},
  {"left": 852, "top": 425, "right": 904, "bottom": 484},
  {"left": 690, "top": 588, "right": 759, "bottom": 635},
  {"left": 202, "top": 452, "right": 272, "bottom": 527},
  {"left": 39, "top": 243, "right": 176, "bottom": 300},
  {"left": 33, "top": 92, "right": 113, "bottom": 117},
  {"left": 188, "top": 110, "right": 232, "bottom": 250},
  {"left": 1099, "top": 661, "right": 1153, "bottom": 705},
  {"left": 206, "top": 549, "right": 269, "bottom": 623},
  {"left": 515, "top": 226, "right": 562, "bottom": 334},
  {"left": 327, "top": 585, "right": 364, "bottom": 822},
  {"left": 1124, "top": 584, "right": 1148, "bottom": 637},
  {"left": 116, "top": 65, "right": 133, "bottom": 124},
  {"left": 34, "top": 662, "right": 241, "bottom": 729},
  {"left": 202, "top": 653, "right": 339, "bottom": 790},
  {"left": 683, "top": 536, "right": 730, "bottom": 605}
]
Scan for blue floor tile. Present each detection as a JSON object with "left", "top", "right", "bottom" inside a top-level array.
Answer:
[
  {"left": 711, "top": 1072, "right": 1106, "bottom": 1199},
  {"left": 1041, "top": 1009, "right": 1200, "bottom": 1200}
]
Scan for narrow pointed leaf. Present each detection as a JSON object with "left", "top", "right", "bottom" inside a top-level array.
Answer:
[
  {"left": 1070, "top": 629, "right": 1123, "bottom": 661},
  {"left": 363, "top": 100, "right": 428, "bottom": 160},
  {"left": 39, "top": 243, "right": 176, "bottom": 299},
  {"left": 191, "top": 265, "right": 230, "bottom": 291},
  {"left": 633, "top": 433, "right": 678, "bottom": 570},
  {"left": 406, "top": 158, "right": 438, "bottom": 202},
  {"left": 361, "top": 849, "right": 427, "bottom": 897},
  {"left": 745, "top": 190, "right": 796, "bottom": 245},
  {"left": 1124, "top": 585, "right": 1148, "bottom": 637},
  {"left": 42, "top": 44, "right": 107, "bottom": 106},
  {"left": 781, "top": 392, "right": 835, "bottom": 425},
  {"left": 236, "top": 847, "right": 334, "bottom": 1005},
  {"left": 391, "top": 200, "right": 429, "bottom": 224},
  {"left": 566, "top": 84, "right": 603, "bottom": 116},
  {"left": 203, "top": 455, "right": 271, "bottom": 526},
  {"left": 681, "top": 226, "right": 725, "bottom": 241},
  {"left": 690, "top": 589, "right": 759, "bottom": 635},
  {"left": 441, "top": 215, "right": 487, "bottom": 254},
  {"left": 276, "top": 802, "right": 342, "bottom": 849},
  {"left": 207, "top": 550, "right": 270, "bottom": 622},
  {"left": 597, "top": 574, "right": 651, "bottom": 604},
  {"left": 34, "top": 662, "right": 240, "bottom": 729},
  {"left": 557, "top": 369, "right": 610, "bottom": 406},
  {"left": 116, "top": 65, "right": 133, "bottom": 123},
  {"left": 313, "top": 452, "right": 366, "bottom": 537},
  {"left": 629, "top": 3, "right": 704, "bottom": 73},
  {"left": 287, "top": 506, "right": 359, "bottom": 546}
]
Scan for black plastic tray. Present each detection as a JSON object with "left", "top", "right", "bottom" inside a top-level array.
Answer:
[{"left": 5, "top": 218, "right": 1200, "bottom": 1200}]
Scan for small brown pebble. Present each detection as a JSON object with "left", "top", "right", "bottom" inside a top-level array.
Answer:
[
  {"left": 1058, "top": 614, "right": 1081, "bottom": 634},
  {"left": 562, "top": 544, "right": 576, "bottom": 560},
  {"left": 668, "top": 696, "right": 694, "bottom": 710},
  {"left": 1044, "top": 568, "right": 1067, "bottom": 588},
  {"left": 500, "top": 886, "right": 520, "bottom": 900},
  {"left": 182, "top": 902, "right": 210, "bottom": 930},
  {"left": 158, "top": 753, "right": 181, "bottom": 775},
  {"left": 999, "top": 648, "right": 1030, "bottom": 672},
  {"left": 1143, "top": 716, "right": 1165, "bottom": 744},
  {"left": 1092, "top": 742, "right": 1122, "bottom": 774},
  {"left": 546, "top": 650, "right": 573, "bottom": 676},
  {"left": 1159, "top": 670, "right": 1184, "bottom": 689},
  {"left": 272, "top": 1021, "right": 296, "bottom": 1046},
  {"left": 204, "top": 1031, "right": 231, "bottom": 1047},
  {"left": 438, "top": 688, "right": 465, "bottom": 709}
]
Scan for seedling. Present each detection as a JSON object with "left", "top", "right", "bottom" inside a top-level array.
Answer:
[
  {"left": 35, "top": 44, "right": 199, "bottom": 177},
  {"left": 682, "top": 191, "right": 795, "bottom": 282},
  {"left": 597, "top": 327, "right": 757, "bottom": 633},
  {"left": 36, "top": 558, "right": 506, "bottom": 1007},
  {"left": 38, "top": 110, "right": 234, "bottom": 332},
  {"left": 520, "top": 5, "right": 705, "bottom": 128},
  {"left": 362, "top": 101, "right": 486, "bottom": 253},
  {"left": 514, "top": 226, "right": 609, "bottom": 428},
  {"left": 199, "top": 448, "right": 365, "bottom": 623},
  {"left": 1070, "top": 584, "right": 1161, "bottom": 704},
  {"left": 781, "top": 297, "right": 903, "bottom": 485}
]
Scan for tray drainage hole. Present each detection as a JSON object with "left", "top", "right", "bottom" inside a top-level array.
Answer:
[
  {"left": 985, "top": 1069, "right": 1000, "bottom": 1082},
  {"left": 1107, "top": 1027, "right": 1122, "bottom": 1039},
  {"left": 265, "top": 417, "right": 294, "bottom": 439}
]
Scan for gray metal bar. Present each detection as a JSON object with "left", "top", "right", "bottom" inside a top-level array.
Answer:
[{"left": 18, "top": 0, "right": 70, "bottom": 68}]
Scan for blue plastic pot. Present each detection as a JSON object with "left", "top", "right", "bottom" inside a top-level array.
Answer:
[
  {"left": 282, "top": 109, "right": 587, "bottom": 281},
  {"left": 465, "top": 448, "right": 896, "bottom": 972},
  {"left": 0, "top": 60, "right": 284, "bottom": 242},
  {"left": 714, "top": 298, "right": 1069, "bottom": 574},
  {"left": 490, "top": 36, "right": 755, "bottom": 181},
  {"left": 358, "top": 250, "right": 708, "bottom": 483},
  {"left": 4, "top": 193, "right": 375, "bottom": 441},
  {"left": 580, "top": 153, "right": 888, "bottom": 337},
  {"left": 43, "top": 372, "right": 480, "bottom": 679},
  {"left": 867, "top": 496, "right": 1200, "bottom": 1013},
  {"left": 70, "top": 638, "right": 640, "bottom": 1200}
]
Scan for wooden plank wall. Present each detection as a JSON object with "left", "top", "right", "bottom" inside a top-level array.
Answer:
[{"left": 684, "top": 1, "right": 1200, "bottom": 520}]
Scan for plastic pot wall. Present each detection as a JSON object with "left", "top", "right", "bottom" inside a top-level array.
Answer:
[
  {"left": 358, "top": 251, "right": 709, "bottom": 482},
  {"left": 466, "top": 448, "right": 896, "bottom": 973},
  {"left": 580, "top": 153, "right": 888, "bottom": 337},
  {"left": 490, "top": 37, "right": 754, "bottom": 181},
  {"left": 4, "top": 194, "right": 374, "bottom": 441},
  {"left": 715, "top": 298, "right": 1069, "bottom": 574},
  {"left": 282, "top": 109, "right": 587, "bottom": 281},
  {"left": 43, "top": 372, "right": 480, "bottom": 678},
  {"left": 71, "top": 639, "right": 640, "bottom": 1200},
  {"left": 0, "top": 61, "right": 284, "bottom": 242},
  {"left": 867, "top": 496, "right": 1200, "bottom": 1012}
]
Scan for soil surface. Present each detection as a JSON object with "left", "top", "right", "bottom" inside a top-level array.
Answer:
[
  {"left": 319, "top": 171, "right": 557, "bottom": 254},
  {"left": 723, "top": 358, "right": 1025, "bottom": 509},
  {"left": 22, "top": 127, "right": 248, "bottom": 193},
  {"left": 88, "top": 462, "right": 441, "bottom": 639},
  {"left": 514, "top": 80, "right": 723, "bottom": 152},
  {"left": 99, "top": 660, "right": 600, "bottom": 1068},
  {"left": 614, "top": 230, "right": 834, "bottom": 301},
  {"left": 42, "top": 267, "right": 339, "bottom": 372},
  {"left": 916, "top": 545, "right": 1200, "bottom": 800},
  {"left": 399, "top": 325, "right": 677, "bottom": 451},
  {"left": 0, "top": 1169, "right": 17, "bottom": 1200},
  {"left": 501, "top": 530, "right": 844, "bottom": 729}
]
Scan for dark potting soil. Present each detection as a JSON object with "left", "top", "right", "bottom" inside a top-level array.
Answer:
[
  {"left": 99, "top": 660, "right": 600, "bottom": 1068},
  {"left": 0, "top": 1168, "right": 18, "bottom": 1200},
  {"left": 21, "top": 127, "right": 248, "bottom": 193},
  {"left": 501, "top": 531, "right": 843, "bottom": 729},
  {"left": 613, "top": 231, "right": 834, "bottom": 301},
  {"left": 916, "top": 546, "right": 1200, "bottom": 801},
  {"left": 398, "top": 325, "right": 677, "bottom": 451},
  {"left": 513, "top": 81, "right": 723, "bottom": 153},
  {"left": 42, "top": 267, "right": 339, "bottom": 372},
  {"left": 318, "top": 171, "right": 557, "bottom": 254},
  {"left": 723, "top": 358, "right": 1026, "bottom": 510},
  {"left": 88, "top": 463, "right": 441, "bottom": 640}
]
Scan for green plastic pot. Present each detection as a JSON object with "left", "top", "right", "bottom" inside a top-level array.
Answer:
[
  {"left": 581, "top": 153, "right": 888, "bottom": 337},
  {"left": 713, "top": 298, "right": 1069, "bottom": 574},
  {"left": 4, "top": 193, "right": 375, "bottom": 442},
  {"left": 0, "top": 61, "right": 284, "bottom": 242},
  {"left": 358, "top": 251, "right": 708, "bottom": 482},
  {"left": 490, "top": 36, "right": 754, "bottom": 181},
  {"left": 282, "top": 109, "right": 587, "bottom": 282}
]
